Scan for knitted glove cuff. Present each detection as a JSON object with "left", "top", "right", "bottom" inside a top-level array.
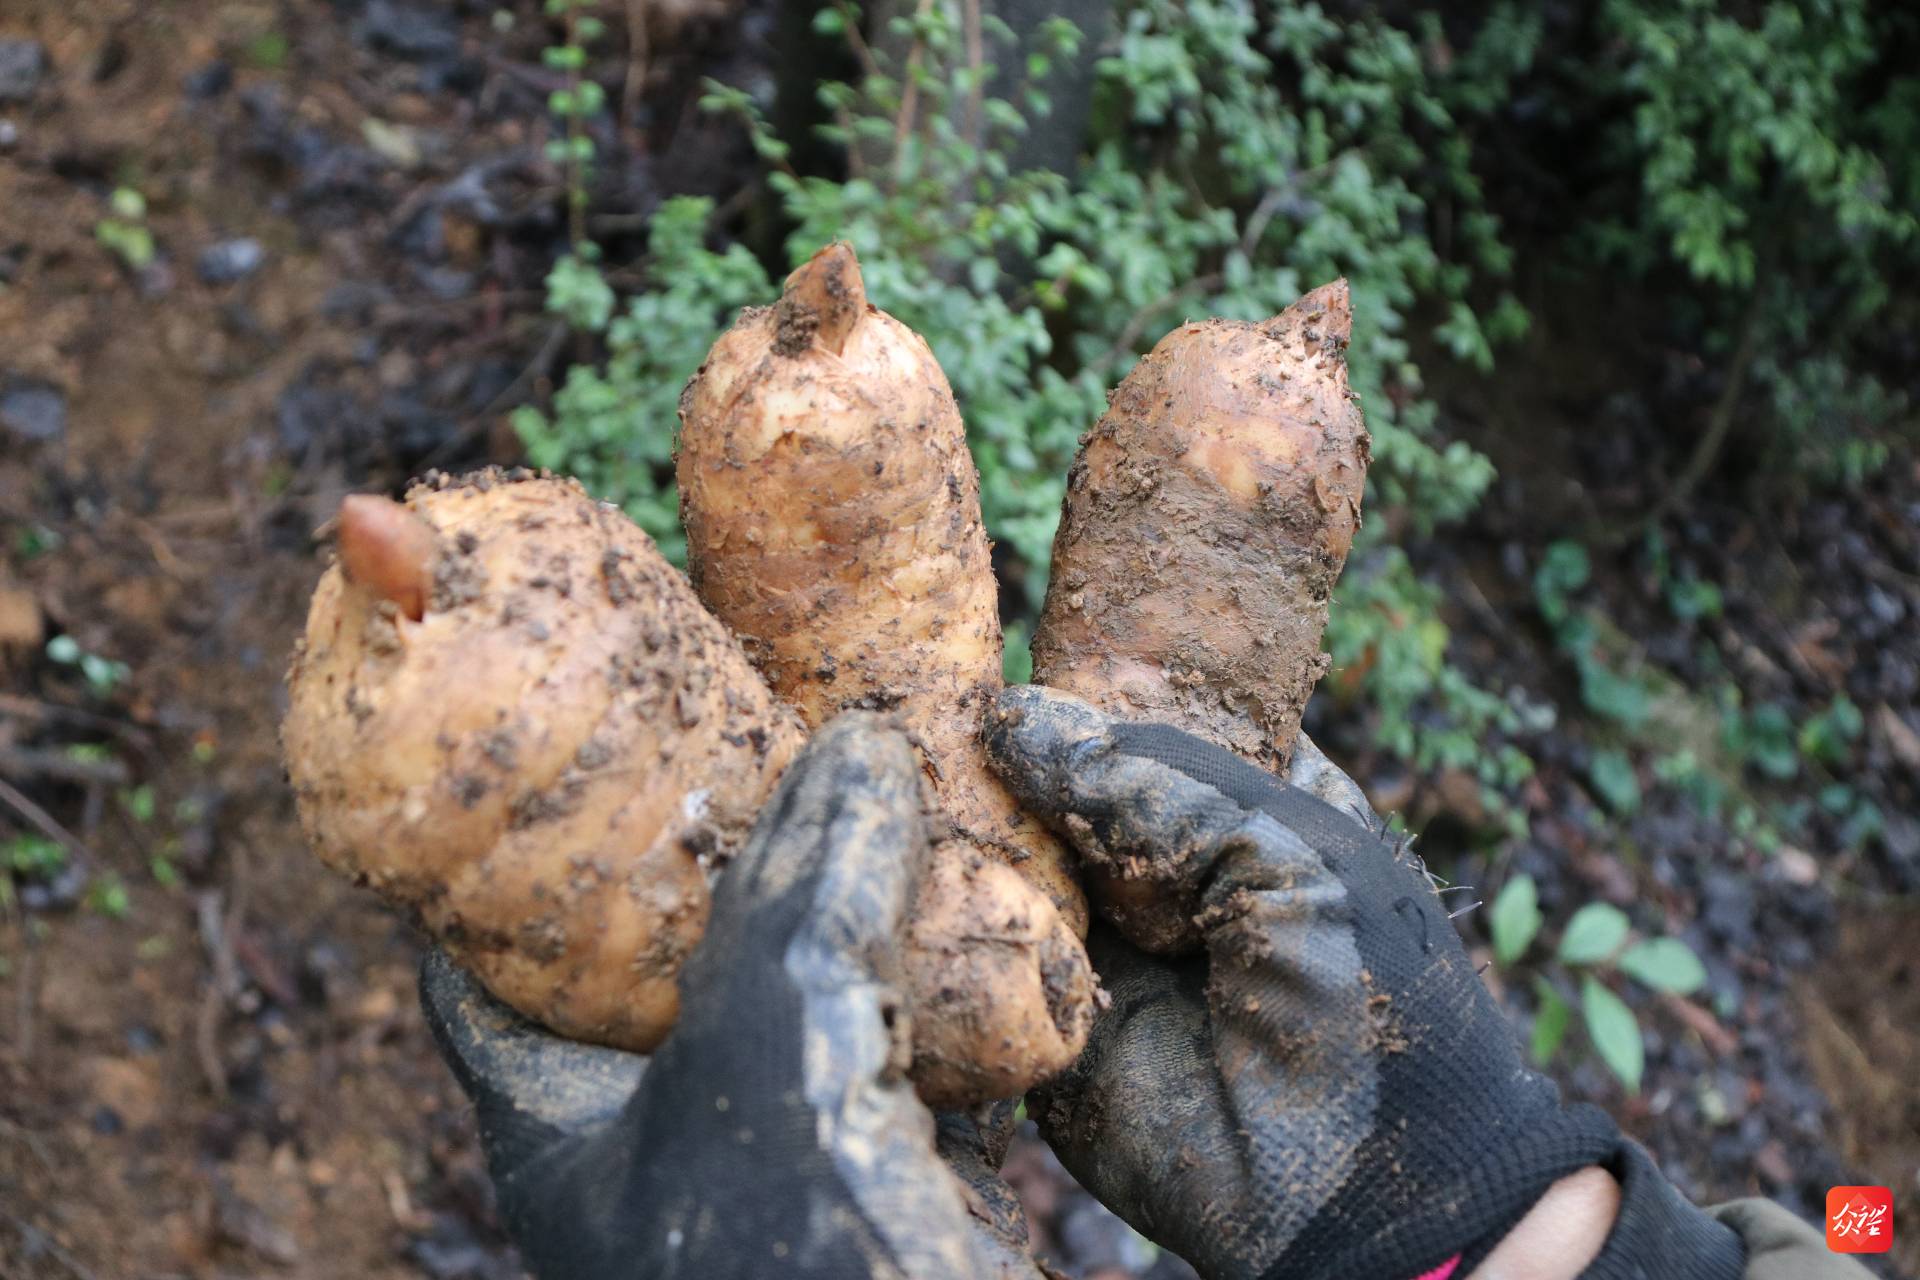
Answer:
[
  {"left": 1581, "top": 1139, "right": 1745, "bottom": 1280},
  {"left": 1264, "top": 1101, "right": 1621, "bottom": 1280}
]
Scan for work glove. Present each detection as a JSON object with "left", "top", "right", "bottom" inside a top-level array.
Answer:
[
  {"left": 420, "top": 712, "right": 1046, "bottom": 1280},
  {"left": 984, "top": 686, "right": 1747, "bottom": 1280}
]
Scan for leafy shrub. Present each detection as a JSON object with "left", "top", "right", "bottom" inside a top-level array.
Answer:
[{"left": 1579, "top": 0, "right": 1919, "bottom": 479}]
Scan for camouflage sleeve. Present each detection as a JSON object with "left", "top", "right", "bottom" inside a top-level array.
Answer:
[{"left": 1705, "top": 1200, "right": 1877, "bottom": 1280}]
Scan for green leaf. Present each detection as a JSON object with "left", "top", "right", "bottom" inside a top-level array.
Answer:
[
  {"left": 1587, "top": 749, "right": 1641, "bottom": 815},
  {"left": 247, "top": 31, "right": 290, "bottom": 68},
  {"left": 1558, "top": 902, "right": 1631, "bottom": 964},
  {"left": 1489, "top": 873, "right": 1541, "bottom": 966},
  {"left": 1531, "top": 978, "right": 1572, "bottom": 1066},
  {"left": 1581, "top": 976, "right": 1643, "bottom": 1093},
  {"left": 121, "top": 785, "right": 156, "bottom": 824},
  {"left": 87, "top": 874, "right": 130, "bottom": 920},
  {"left": 109, "top": 187, "right": 147, "bottom": 221},
  {"left": 4, "top": 835, "right": 67, "bottom": 877},
  {"left": 1617, "top": 938, "right": 1707, "bottom": 995},
  {"left": 1533, "top": 540, "right": 1590, "bottom": 626},
  {"left": 1798, "top": 695, "right": 1863, "bottom": 766}
]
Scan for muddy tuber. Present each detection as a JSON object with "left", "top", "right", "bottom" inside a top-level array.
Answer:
[
  {"left": 677, "top": 243, "right": 1095, "bottom": 1106},
  {"left": 1030, "top": 280, "right": 1371, "bottom": 953}
]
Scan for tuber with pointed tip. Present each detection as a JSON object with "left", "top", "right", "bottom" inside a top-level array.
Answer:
[
  {"left": 678, "top": 243, "right": 1096, "bottom": 1104},
  {"left": 1030, "top": 280, "right": 1371, "bottom": 953},
  {"left": 284, "top": 470, "right": 807, "bottom": 1051}
]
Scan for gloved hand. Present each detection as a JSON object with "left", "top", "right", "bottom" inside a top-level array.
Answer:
[
  {"left": 983, "top": 686, "right": 1747, "bottom": 1280},
  {"left": 421, "top": 712, "right": 1046, "bottom": 1280}
]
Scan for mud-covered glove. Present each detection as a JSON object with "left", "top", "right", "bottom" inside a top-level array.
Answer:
[
  {"left": 421, "top": 713, "right": 1045, "bottom": 1280},
  {"left": 984, "top": 686, "right": 1746, "bottom": 1280}
]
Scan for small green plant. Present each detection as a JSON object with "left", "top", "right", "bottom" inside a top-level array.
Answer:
[
  {"left": 1533, "top": 540, "right": 1662, "bottom": 732},
  {"left": 1796, "top": 695, "right": 1863, "bottom": 767},
  {"left": 1491, "top": 875, "right": 1708, "bottom": 1093},
  {"left": 120, "top": 784, "right": 157, "bottom": 825},
  {"left": 13, "top": 525, "right": 59, "bottom": 559},
  {"left": 85, "top": 872, "right": 130, "bottom": 920},
  {"left": 541, "top": 0, "right": 610, "bottom": 315},
  {"left": 245, "top": 29, "right": 291, "bottom": 69},
  {"left": 1587, "top": 748, "right": 1641, "bottom": 816},
  {"left": 4, "top": 835, "right": 66, "bottom": 879},
  {"left": 95, "top": 187, "right": 156, "bottom": 270},
  {"left": 0, "top": 835, "right": 67, "bottom": 909},
  {"left": 46, "top": 634, "right": 130, "bottom": 697}
]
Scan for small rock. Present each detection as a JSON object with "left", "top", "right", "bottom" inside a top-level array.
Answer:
[
  {"left": 0, "top": 376, "right": 66, "bottom": 443},
  {"left": 1700, "top": 868, "right": 1757, "bottom": 949},
  {"left": 18, "top": 860, "right": 86, "bottom": 912},
  {"left": 135, "top": 257, "right": 176, "bottom": 299},
  {"left": 362, "top": 117, "right": 423, "bottom": 169},
  {"left": 355, "top": 0, "right": 461, "bottom": 61},
  {"left": 0, "top": 40, "right": 47, "bottom": 104},
  {"left": 197, "top": 237, "right": 265, "bottom": 284},
  {"left": 213, "top": 1183, "right": 301, "bottom": 1266},
  {"left": 183, "top": 59, "right": 233, "bottom": 100},
  {"left": 1772, "top": 846, "right": 1820, "bottom": 887},
  {"left": 353, "top": 985, "right": 399, "bottom": 1025}
]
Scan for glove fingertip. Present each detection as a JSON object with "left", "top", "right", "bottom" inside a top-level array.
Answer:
[
  {"left": 419, "top": 949, "right": 646, "bottom": 1140},
  {"left": 983, "top": 686, "right": 1113, "bottom": 808}
]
